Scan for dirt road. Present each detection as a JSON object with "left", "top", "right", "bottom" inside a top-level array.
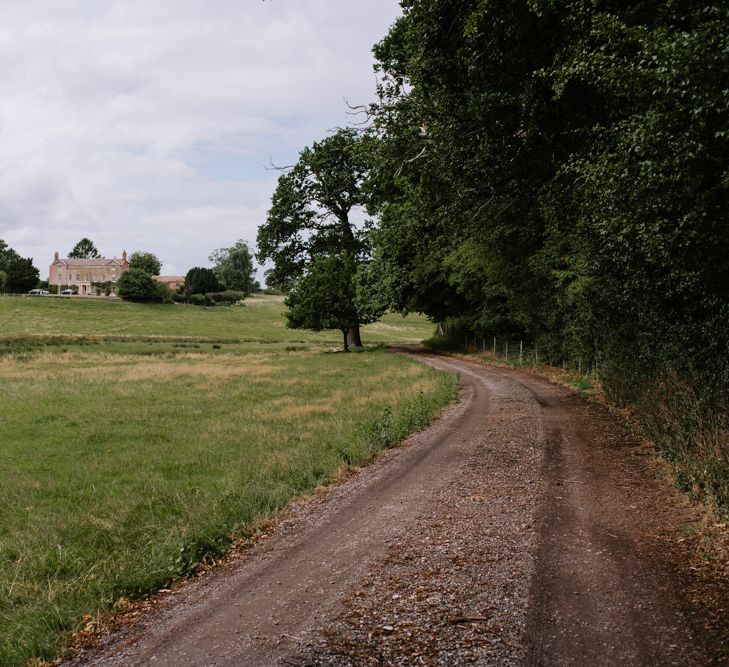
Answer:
[{"left": 69, "top": 349, "right": 727, "bottom": 666}]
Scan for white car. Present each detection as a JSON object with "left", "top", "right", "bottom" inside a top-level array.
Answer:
[
  {"left": 60, "top": 288, "right": 76, "bottom": 295},
  {"left": 28, "top": 288, "right": 50, "bottom": 295}
]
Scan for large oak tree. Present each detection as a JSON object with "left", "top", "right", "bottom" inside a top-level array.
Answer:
[{"left": 257, "top": 128, "right": 382, "bottom": 349}]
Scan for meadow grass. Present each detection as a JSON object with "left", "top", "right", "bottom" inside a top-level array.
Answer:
[
  {"left": 0, "top": 294, "right": 434, "bottom": 344},
  {"left": 0, "top": 297, "right": 455, "bottom": 665}
]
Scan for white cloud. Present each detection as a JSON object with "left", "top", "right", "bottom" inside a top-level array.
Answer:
[{"left": 0, "top": 0, "right": 401, "bottom": 277}]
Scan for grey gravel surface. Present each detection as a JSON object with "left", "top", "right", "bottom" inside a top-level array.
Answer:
[{"left": 66, "top": 348, "right": 726, "bottom": 666}]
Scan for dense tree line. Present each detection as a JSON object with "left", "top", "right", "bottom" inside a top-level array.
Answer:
[
  {"left": 354, "top": 0, "right": 728, "bottom": 507},
  {"left": 366, "top": 1, "right": 728, "bottom": 387}
]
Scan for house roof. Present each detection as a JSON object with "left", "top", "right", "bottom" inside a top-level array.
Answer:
[
  {"left": 55, "top": 258, "right": 123, "bottom": 266},
  {"left": 153, "top": 275, "right": 185, "bottom": 282}
]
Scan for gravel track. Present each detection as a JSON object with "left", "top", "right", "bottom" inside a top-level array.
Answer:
[{"left": 68, "top": 348, "right": 727, "bottom": 666}]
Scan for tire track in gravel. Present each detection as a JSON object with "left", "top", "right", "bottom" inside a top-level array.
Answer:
[
  {"left": 68, "top": 348, "right": 725, "bottom": 666},
  {"left": 510, "top": 373, "right": 709, "bottom": 666}
]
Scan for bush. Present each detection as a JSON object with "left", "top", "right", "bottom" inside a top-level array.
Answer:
[
  {"left": 205, "top": 292, "right": 224, "bottom": 303},
  {"left": 221, "top": 290, "right": 245, "bottom": 304},
  {"left": 154, "top": 281, "right": 174, "bottom": 304},
  {"left": 204, "top": 291, "right": 244, "bottom": 305},
  {"left": 190, "top": 293, "right": 207, "bottom": 306},
  {"left": 118, "top": 269, "right": 161, "bottom": 302},
  {"left": 171, "top": 292, "right": 187, "bottom": 303}
]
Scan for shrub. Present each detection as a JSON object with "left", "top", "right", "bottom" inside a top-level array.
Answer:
[
  {"left": 118, "top": 269, "right": 160, "bottom": 302},
  {"left": 204, "top": 291, "right": 244, "bottom": 305},
  {"left": 220, "top": 290, "right": 245, "bottom": 304},
  {"left": 154, "top": 281, "right": 174, "bottom": 304},
  {"left": 190, "top": 293, "right": 207, "bottom": 306}
]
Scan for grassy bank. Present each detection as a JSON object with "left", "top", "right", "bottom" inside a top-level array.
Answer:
[{"left": 0, "top": 299, "right": 455, "bottom": 665}]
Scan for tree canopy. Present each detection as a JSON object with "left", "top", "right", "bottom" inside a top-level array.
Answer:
[
  {"left": 0, "top": 240, "right": 39, "bottom": 293},
  {"left": 184, "top": 267, "right": 222, "bottom": 296},
  {"left": 209, "top": 240, "right": 256, "bottom": 295},
  {"left": 68, "top": 238, "right": 100, "bottom": 259},
  {"left": 128, "top": 251, "right": 162, "bottom": 275},
  {"left": 117, "top": 268, "right": 167, "bottom": 302},
  {"left": 6, "top": 257, "right": 39, "bottom": 293},
  {"left": 0, "top": 239, "right": 20, "bottom": 274},
  {"left": 257, "top": 128, "right": 384, "bottom": 349},
  {"left": 286, "top": 255, "right": 361, "bottom": 352},
  {"left": 367, "top": 0, "right": 729, "bottom": 385}
]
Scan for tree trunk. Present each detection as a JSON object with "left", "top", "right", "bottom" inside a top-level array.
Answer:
[
  {"left": 347, "top": 324, "right": 363, "bottom": 349},
  {"left": 342, "top": 328, "right": 350, "bottom": 353}
]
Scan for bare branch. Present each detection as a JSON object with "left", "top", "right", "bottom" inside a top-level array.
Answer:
[
  {"left": 394, "top": 145, "right": 428, "bottom": 178},
  {"left": 264, "top": 155, "right": 295, "bottom": 171}
]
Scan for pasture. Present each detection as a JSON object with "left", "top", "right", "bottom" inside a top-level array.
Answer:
[
  {"left": 0, "top": 296, "right": 456, "bottom": 665},
  {"left": 0, "top": 294, "right": 434, "bottom": 343}
]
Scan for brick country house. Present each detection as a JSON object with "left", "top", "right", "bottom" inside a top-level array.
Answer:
[
  {"left": 49, "top": 251, "right": 130, "bottom": 296},
  {"left": 153, "top": 275, "right": 185, "bottom": 292}
]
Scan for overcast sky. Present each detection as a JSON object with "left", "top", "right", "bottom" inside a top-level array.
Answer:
[{"left": 0, "top": 0, "right": 402, "bottom": 278}]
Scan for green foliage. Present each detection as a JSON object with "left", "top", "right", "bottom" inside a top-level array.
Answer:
[
  {"left": 206, "top": 291, "right": 245, "bottom": 305},
  {"left": 370, "top": 0, "right": 729, "bottom": 361},
  {"left": 190, "top": 293, "right": 207, "bottom": 306},
  {"left": 68, "top": 238, "right": 100, "bottom": 259},
  {"left": 91, "top": 280, "right": 114, "bottom": 296},
  {"left": 5, "top": 256, "right": 40, "bottom": 293},
  {"left": 368, "top": 0, "right": 729, "bottom": 509},
  {"left": 209, "top": 240, "right": 256, "bottom": 295},
  {"left": 128, "top": 251, "right": 162, "bottom": 275},
  {"left": 0, "top": 240, "right": 39, "bottom": 293},
  {"left": 0, "top": 239, "right": 20, "bottom": 273},
  {"left": 154, "top": 280, "right": 173, "bottom": 304},
  {"left": 257, "top": 129, "right": 374, "bottom": 289},
  {"left": 257, "top": 129, "right": 383, "bottom": 348},
  {"left": 286, "top": 256, "right": 360, "bottom": 350},
  {"left": 117, "top": 268, "right": 161, "bottom": 302},
  {"left": 184, "top": 267, "right": 222, "bottom": 296}
]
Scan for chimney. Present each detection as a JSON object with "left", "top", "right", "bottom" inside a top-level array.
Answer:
[{"left": 54, "top": 251, "right": 59, "bottom": 261}]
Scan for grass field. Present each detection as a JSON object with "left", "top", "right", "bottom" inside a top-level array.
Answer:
[
  {"left": 0, "top": 294, "right": 434, "bottom": 343},
  {"left": 0, "top": 296, "right": 456, "bottom": 665}
]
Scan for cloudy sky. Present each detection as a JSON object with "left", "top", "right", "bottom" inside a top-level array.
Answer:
[{"left": 0, "top": 0, "right": 402, "bottom": 278}]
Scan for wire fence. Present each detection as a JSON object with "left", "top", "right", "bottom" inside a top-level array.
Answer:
[{"left": 437, "top": 326, "right": 602, "bottom": 381}]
